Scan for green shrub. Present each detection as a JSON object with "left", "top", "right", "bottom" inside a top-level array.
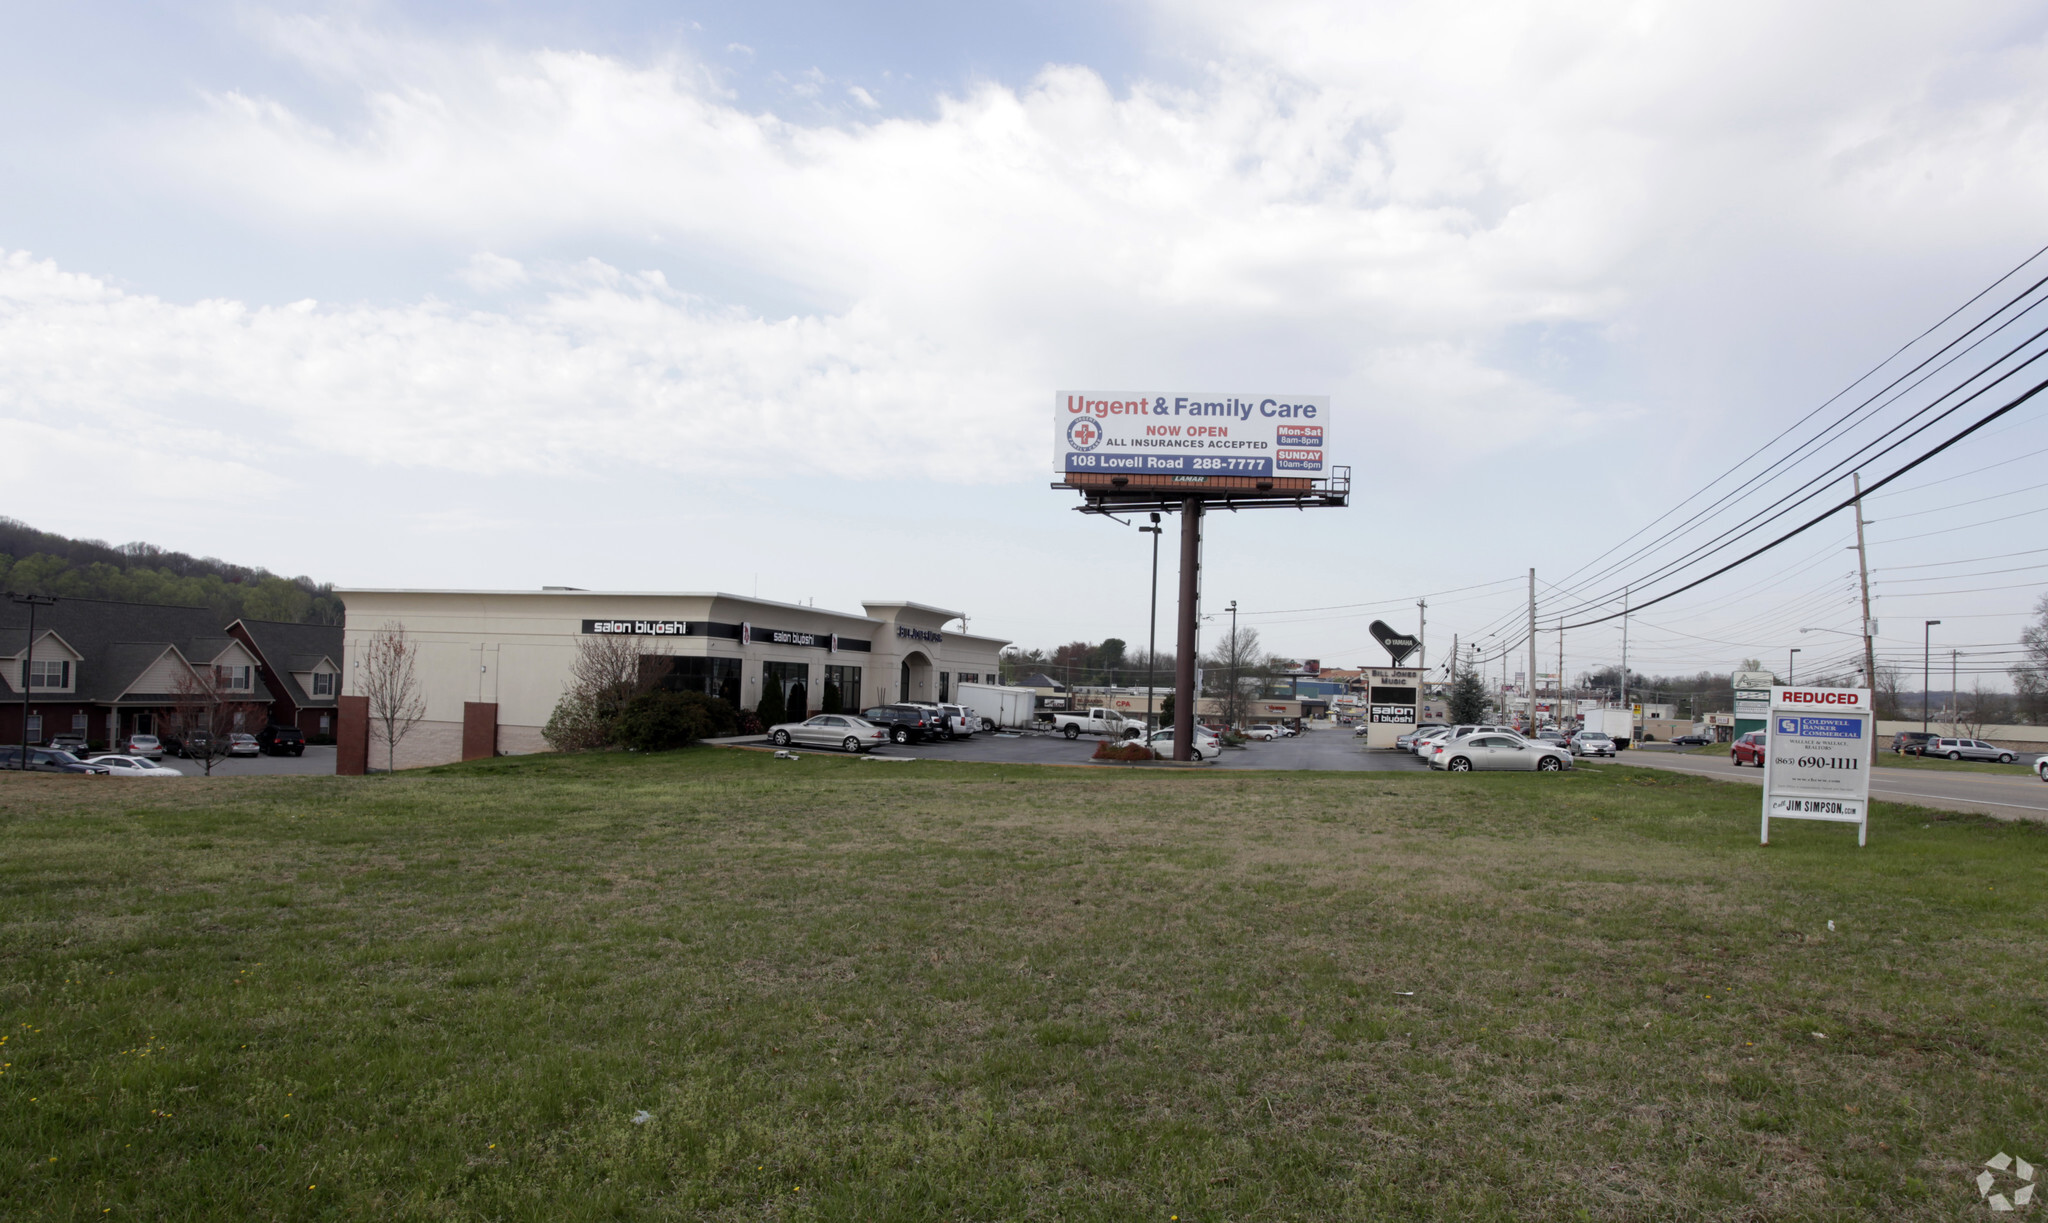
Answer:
[
  {"left": 1092, "top": 741, "right": 1156, "bottom": 762},
  {"left": 756, "top": 684, "right": 787, "bottom": 729},
  {"left": 615, "top": 690, "right": 741, "bottom": 752},
  {"left": 543, "top": 691, "right": 614, "bottom": 752}
]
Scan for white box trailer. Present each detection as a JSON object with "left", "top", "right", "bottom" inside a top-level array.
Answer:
[
  {"left": 1579, "top": 707, "right": 1634, "bottom": 748},
  {"left": 956, "top": 682, "right": 1038, "bottom": 731}
]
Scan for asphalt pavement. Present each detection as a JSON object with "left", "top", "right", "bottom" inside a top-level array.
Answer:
[
  {"left": 727, "top": 725, "right": 1434, "bottom": 771},
  {"left": 1619, "top": 745, "right": 2048, "bottom": 823},
  {"left": 150, "top": 746, "right": 339, "bottom": 777}
]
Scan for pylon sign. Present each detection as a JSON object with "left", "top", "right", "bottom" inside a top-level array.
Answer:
[{"left": 1760, "top": 687, "right": 1873, "bottom": 847}]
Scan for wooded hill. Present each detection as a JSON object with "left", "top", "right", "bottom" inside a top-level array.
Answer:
[{"left": 0, "top": 517, "right": 343, "bottom": 626}]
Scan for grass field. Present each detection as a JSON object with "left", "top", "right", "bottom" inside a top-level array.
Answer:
[{"left": 3, "top": 750, "right": 2045, "bottom": 1220}]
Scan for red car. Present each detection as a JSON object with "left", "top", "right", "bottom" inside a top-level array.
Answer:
[{"left": 1731, "top": 730, "right": 1767, "bottom": 767}]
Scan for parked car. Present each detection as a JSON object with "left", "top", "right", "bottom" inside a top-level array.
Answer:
[
  {"left": 1571, "top": 731, "right": 1619, "bottom": 758},
  {"left": 2037, "top": 754, "right": 2048, "bottom": 783},
  {"left": 120, "top": 734, "right": 164, "bottom": 760},
  {"left": 1924, "top": 737, "right": 2018, "bottom": 764},
  {"left": 225, "top": 733, "right": 261, "bottom": 757},
  {"left": 1431, "top": 732, "right": 1572, "bottom": 772},
  {"left": 257, "top": 725, "right": 307, "bottom": 756},
  {"left": 1421, "top": 725, "right": 1516, "bottom": 765},
  {"left": 1730, "top": 730, "right": 1766, "bottom": 767},
  {"left": 1533, "top": 728, "right": 1571, "bottom": 749},
  {"left": 165, "top": 731, "right": 214, "bottom": 759},
  {"left": 936, "top": 703, "right": 977, "bottom": 739},
  {"left": 1243, "top": 725, "right": 1281, "bottom": 741},
  {"left": 89, "top": 755, "right": 184, "bottom": 778},
  {"left": 0, "top": 746, "right": 111, "bottom": 774},
  {"left": 862, "top": 705, "right": 939, "bottom": 745},
  {"left": 767, "top": 714, "right": 890, "bottom": 753},
  {"left": 1890, "top": 731, "right": 1938, "bottom": 756},
  {"left": 1670, "top": 734, "right": 1712, "bottom": 747},
  {"left": 48, "top": 733, "right": 90, "bottom": 755},
  {"left": 1147, "top": 726, "right": 1221, "bottom": 761}
]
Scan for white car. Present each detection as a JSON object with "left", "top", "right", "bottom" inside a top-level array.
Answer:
[
  {"left": 1430, "top": 733, "right": 1573, "bottom": 772},
  {"left": 767, "top": 715, "right": 891, "bottom": 753},
  {"left": 2036, "top": 754, "right": 2048, "bottom": 783},
  {"left": 89, "top": 755, "right": 185, "bottom": 777},
  {"left": 1243, "top": 725, "right": 1280, "bottom": 741},
  {"left": 1148, "top": 727, "right": 1222, "bottom": 761},
  {"left": 1419, "top": 724, "right": 1515, "bottom": 764}
]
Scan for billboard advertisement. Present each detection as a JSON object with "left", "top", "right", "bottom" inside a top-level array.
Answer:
[{"left": 1054, "top": 391, "right": 1332, "bottom": 480}]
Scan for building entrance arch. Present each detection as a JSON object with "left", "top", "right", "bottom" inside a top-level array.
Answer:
[{"left": 899, "top": 651, "right": 933, "bottom": 703}]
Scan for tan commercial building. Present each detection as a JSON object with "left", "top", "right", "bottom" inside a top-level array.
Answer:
[{"left": 335, "top": 589, "right": 1007, "bottom": 770}]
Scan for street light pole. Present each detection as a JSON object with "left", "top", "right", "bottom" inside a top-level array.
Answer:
[
  {"left": 1227, "top": 599, "right": 1239, "bottom": 729},
  {"left": 1141, "top": 513, "right": 1162, "bottom": 730},
  {"left": 1922, "top": 620, "right": 1941, "bottom": 733},
  {"left": 1788, "top": 647, "right": 1800, "bottom": 686},
  {"left": 8, "top": 593, "right": 58, "bottom": 770}
]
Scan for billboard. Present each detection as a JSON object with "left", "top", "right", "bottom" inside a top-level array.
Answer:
[{"left": 1055, "top": 391, "right": 1331, "bottom": 481}]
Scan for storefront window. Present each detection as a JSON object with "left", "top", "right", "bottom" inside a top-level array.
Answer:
[
  {"left": 822, "top": 665, "right": 861, "bottom": 714},
  {"left": 938, "top": 671, "right": 950, "bottom": 702},
  {"left": 763, "top": 661, "right": 808, "bottom": 719},
  {"left": 648, "top": 656, "right": 743, "bottom": 707}
]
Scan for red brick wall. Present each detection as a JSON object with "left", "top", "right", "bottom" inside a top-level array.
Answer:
[
  {"left": 462, "top": 702, "right": 498, "bottom": 761},
  {"left": 335, "top": 695, "right": 369, "bottom": 775}
]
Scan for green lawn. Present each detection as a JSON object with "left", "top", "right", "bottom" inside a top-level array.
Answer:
[{"left": 3, "top": 750, "right": 2044, "bottom": 1221}]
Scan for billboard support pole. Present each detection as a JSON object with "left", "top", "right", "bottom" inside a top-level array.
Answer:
[{"left": 1173, "top": 499, "right": 1202, "bottom": 762}]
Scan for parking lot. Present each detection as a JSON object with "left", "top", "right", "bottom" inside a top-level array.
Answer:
[
  {"left": 144, "top": 746, "right": 339, "bottom": 777},
  {"left": 735, "top": 725, "right": 1437, "bottom": 771}
]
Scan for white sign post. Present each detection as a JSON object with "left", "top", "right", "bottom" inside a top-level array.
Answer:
[{"left": 1760, "top": 686, "right": 1873, "bottom": 847}]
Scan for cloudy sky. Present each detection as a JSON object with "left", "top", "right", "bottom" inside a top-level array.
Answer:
[{"left": 5, "top": 0, "right": 2046, "bottom": 687}]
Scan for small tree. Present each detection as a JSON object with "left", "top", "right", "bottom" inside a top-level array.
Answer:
[
  {"left": 541, "top": 634, "right": 670, "bottom": 752},
  {"left": 1448, "top": 667, "right": 1489, "bottom": 724},
  {"left": 166, "top": 663, "right": 267, "bottom": 776},
  {"left": 359, "top": 621, "right": 426, "bottom": 773}
]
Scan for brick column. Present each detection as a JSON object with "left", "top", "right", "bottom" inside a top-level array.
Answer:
[
  {"left": 462, "top": 702, "right": 499, "bottom": 761},
  {"left": 336, "top": 695, "right": 369, "bottom": 775}
]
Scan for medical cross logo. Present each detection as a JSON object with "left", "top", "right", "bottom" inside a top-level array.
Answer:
[{"left": 1066, "top": 417, "right": 1103, "bottom": 450}]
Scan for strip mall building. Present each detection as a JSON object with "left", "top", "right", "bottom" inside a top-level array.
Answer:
[{"left": 334, "top": 589, "right": 1008, "bottom": 771}]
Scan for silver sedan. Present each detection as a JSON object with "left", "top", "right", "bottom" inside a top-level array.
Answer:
[
  {"left": 768, "top": 715, "right": 890, "bottom": 753},
  {"left": 1431, "top": 733, "right": 1573, "bottom": 772}
]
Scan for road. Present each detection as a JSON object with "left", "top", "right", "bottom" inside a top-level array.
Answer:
[{"left": 1620, "top": 746, "right": 2048, "bottom": 823}]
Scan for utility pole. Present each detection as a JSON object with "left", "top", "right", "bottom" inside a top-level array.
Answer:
[
  {"left": 1527, "top": 568, "right": 1537, "bottom": 732},
  {"left": 1141, "top": 513, "right": 1163, "bottom": 729},
  {"left": 1853, "top": 471, "right": 1877, "bottom": 762},
  {"left": 1619, "top": 586, "right": 1630, "bottom": 716},
  {"left": 9, "top": 593, "right": 58, "bottom": 769},
  {"left": 1417, "top": 598, "right": 1427, "bottom": 674},
  {"left": 1950, "top": 648, "right": 1959, "bottom": 733},
  {"left": 1558, "top": 626, "right": 1567, "bottom": 730},
  {"left": 1449, "top": 633, "right": 1457, "bottom": 683}
]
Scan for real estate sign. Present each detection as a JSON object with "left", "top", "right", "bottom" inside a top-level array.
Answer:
[
  {"left": 1054, "top": 391, "right": 1332, "bottom": 480},
  {"left": 1760, "top": 686, "right": 1873, "bottom": 847}
]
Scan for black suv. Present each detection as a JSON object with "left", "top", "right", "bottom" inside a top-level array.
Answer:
[
  {"left": 861, "top": 705, "right": 938, "bottom": 745},
  {"left": 258, "top": 725, "right": 307, "bottom": 756},
  {"left": 1890, "top": 731, "right": 1938, "bottom": 756},
  {"left": 0, "top": 746, "right": 111, "bottom": 774}
]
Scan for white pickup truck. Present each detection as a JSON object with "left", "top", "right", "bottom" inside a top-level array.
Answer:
[{"left": 1048, "top": 707, "right": 1141, "bottom": 740}]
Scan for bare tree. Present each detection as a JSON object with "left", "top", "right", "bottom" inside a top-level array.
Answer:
[
  {"left": 165, "top": 662, "right": 267, "bottom": 776},
  {"left": 543, "top": 633, "right": 670, "bottom": 752},
  {"left": 359, "top": 621, "right": 426, "bottom": 773}
]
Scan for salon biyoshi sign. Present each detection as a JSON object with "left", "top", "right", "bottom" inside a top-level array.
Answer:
[{"left": 1760, "top": 686, "right": 1873, "bottom": 847}]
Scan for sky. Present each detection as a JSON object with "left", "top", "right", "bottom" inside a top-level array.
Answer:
[{"left": 4, "top": 0, "right": 2048, "bottom": 691}]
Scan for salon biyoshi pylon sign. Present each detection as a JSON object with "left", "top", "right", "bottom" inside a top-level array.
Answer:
[
  {"left": 1054, "top": 391, "right": 1331, "bottom": 481},
  {"left": 1760, "top": 686, "right": 1874, "bottom": 847}
]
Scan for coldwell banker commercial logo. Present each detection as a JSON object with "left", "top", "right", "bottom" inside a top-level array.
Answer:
[{"left": 1066, "top": 416, "right": 1103, "bottom": 451}]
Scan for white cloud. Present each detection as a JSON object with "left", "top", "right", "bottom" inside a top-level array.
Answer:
[{"left": 7, "top": 3, "right": 2047, "bottom": 498}]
